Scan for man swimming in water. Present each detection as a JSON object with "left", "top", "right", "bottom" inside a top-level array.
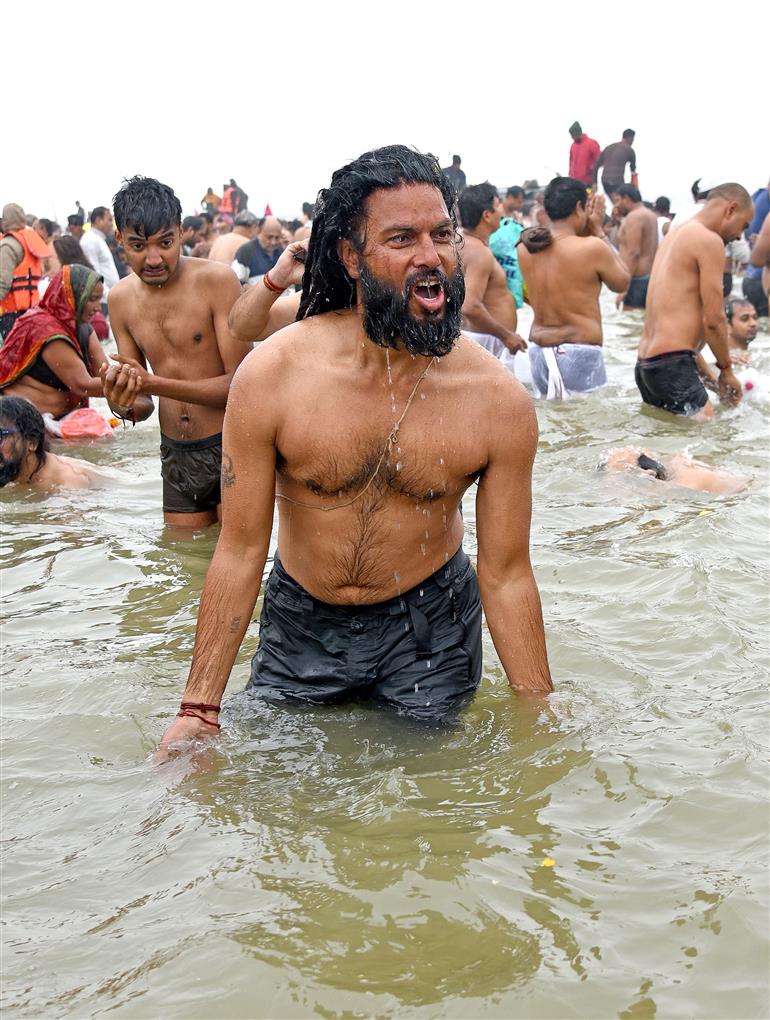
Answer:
[
  {"left": 517, "top": 177, "right": 630, "bottom": 398},
  {"left": 635, "top": 183, "right": 753, "bottom": 420},
  {"left": 603, "top": 446, "right": 746, "bottom": 494},
  {"left": 0, "top": 396, "right": 110, "bottom": 491},
  {"left": 158, "top": 144, "right": 552, "bottom": 757},
  {"left": 101, "top": 177, "right": 249, "bottom": 527}
]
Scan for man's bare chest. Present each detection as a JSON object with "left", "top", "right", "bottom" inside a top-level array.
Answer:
[
  {"left": 126, "top": 299, "right": 215, "bottom": 361},
  {"left": 277, "top": 406, "right": 486, "bottom": 506}
]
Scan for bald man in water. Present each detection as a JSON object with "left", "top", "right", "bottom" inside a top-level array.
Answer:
[
  {"left": 635, "top": 183, "right": 753, "bottom": 421},
  {"left": 517, "top": 176, "right": 629, "bottom": 398}
]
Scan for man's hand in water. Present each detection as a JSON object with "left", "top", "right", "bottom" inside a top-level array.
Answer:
[
  {"left": 266, "top": 239, "right": 309, "bottom": 291},
  {"left": 101, "top": 360, "right": 142, "bottom": 407},
  {"left": 718, "top": 366, "right": 743, "bottom": 406},
  {"left": 154, "top": 712, "right": 220, "bottom": 765},
  {"left": 503, "top": 332, "right": 528, "bottom": 354},
  {"left": 586, "top": 193, "right": 607, "bottom": 237}
]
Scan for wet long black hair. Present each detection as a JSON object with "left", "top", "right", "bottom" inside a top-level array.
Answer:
[
  {"left": 0, "top": 396, "right": 49, "bottom": 481},
  {"left": 297, "top": 145, "right": 457, "bottom": 320}
]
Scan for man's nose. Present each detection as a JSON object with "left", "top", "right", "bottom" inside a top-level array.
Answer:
[{"left": 413, "top": 235, "right": 441, "bottom": 268}]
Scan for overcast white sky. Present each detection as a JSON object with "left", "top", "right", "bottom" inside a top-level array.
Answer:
[{"left": 5, "top": 0, "right": 768, "bottom": 223}]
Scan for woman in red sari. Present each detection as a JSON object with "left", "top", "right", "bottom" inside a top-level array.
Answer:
[{"left": 0, "top": 265, "right": 109, "bottom": 418}]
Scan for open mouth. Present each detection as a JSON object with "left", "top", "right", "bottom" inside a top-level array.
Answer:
[{"left": 411, "top": 279, "right": 445, "bottom": 313}]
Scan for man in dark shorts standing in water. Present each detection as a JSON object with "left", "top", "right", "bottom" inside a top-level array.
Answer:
[
  {"left": 101, "top": 177, "right": 249, "bottom": 527},
  {"left": 614, "top": 184, "right": 658, "bottom": 309},
  {"left": 635, "top": 183, "right": 753, "bottom": 421},
  {"left": 157, "top": 145, "right": 552, "bottom": 756}
]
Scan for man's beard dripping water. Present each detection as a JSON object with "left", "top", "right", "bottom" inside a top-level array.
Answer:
[{"left": 358, "top": 261, "right": 465, "bottom": 357}]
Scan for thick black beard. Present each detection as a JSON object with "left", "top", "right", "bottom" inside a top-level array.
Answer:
[
  {"left": 358, "top": 261, "right": 465, "bottom": 357},
  {"left": 0, "top": 453, "right": 23, "bottom": 488}
]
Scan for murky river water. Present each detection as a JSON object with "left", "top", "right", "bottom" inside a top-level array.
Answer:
[{"left": 2, "top": 294, "right": 769, "bottom": 1019}]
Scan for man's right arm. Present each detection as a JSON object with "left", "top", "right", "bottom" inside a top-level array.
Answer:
[
  {"left": 156, "top": 349, "right": 279, "bottom": 759},
  {"left": 229, "top": 241, "right": 306, "bottom": 342},
  {"left": 103, "top": 289, "right": 155, "bottom": 421}
]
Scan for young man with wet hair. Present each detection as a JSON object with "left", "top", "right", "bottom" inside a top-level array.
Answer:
[
  {"left": 459, "top": 183, "right": 525, "bottom": 358},
  {"left": 635, "top": 183, "right": 753, "bottom": 420},
  {"left": 517, "top": 177, "right": 630, "bottom": 398},
  {"left": 614, "top": 184, "right": 659, "bottom": 309},
  {"left": 101, "top": 176, "right": 248, "bottom": 527},
  {"left": 158, "top": 144, "right": 552, "bottom": 758}
]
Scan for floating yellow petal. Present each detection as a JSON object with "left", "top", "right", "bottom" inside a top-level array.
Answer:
[
  {"left": 542, "top": 857, "right": 556, "bottom": 867},
  {"left": 698, "top": 510, "right": 714, "bottom": 516}
]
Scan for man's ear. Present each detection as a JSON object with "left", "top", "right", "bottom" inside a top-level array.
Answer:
[{"left": 338, "top": 238, "right": 361, "bottom": 280}]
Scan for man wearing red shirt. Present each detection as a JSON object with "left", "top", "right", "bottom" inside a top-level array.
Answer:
[{"left": 568, "top": 122, "right": 600, "bottom": 187}]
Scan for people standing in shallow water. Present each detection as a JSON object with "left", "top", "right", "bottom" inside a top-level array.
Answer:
[
  {"left": 0, "top": 396, "right": 109, "bottom": 490},
  {"left": 635, "top": 183, "right": 753, "bottom": 421},
  {"left": 0, "top": 265, "right": 113, "bottom": 419},
  {"left": 101, "top": 176, "right": 249, "bottom": 528},
  {"left": 157, "top": 143, "right": 552, "bottom": 759},
  {"left": 517, "top": 177, "right": 629, "bottom": 399}
]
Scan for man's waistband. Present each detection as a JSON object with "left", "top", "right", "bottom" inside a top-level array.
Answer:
[
  {"left": 270, "top": 546, "right": 471, "bottom": 618},
  {"left": 636, "top": 350, "right": 695, "bottom": 367},
  {"left": 529, "top": 339, "right": 603, "bottom": 351},
  {"left": 160, "top": 432, "right": 223, "bottom": 451}
]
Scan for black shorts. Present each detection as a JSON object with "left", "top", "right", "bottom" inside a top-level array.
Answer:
[
  {"left": 625, "top": 275, "right": 649, "bottom": 309},
  {"left": 635, "top": 350, "right": 708, "bottom": 416},
  {"left": 742, "top": 275, "right": 768, "bottom": 317},
  {"left": 247, "top": 547, "right": 482, "bottom": 721},
  {"left": 159, "top": 432, "right": 222, "bottom": 514}
]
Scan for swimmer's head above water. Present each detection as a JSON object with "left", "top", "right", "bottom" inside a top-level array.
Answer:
[
  {"left": 601, "top": 446, "right": 746, "bottom": 494},
  {"left": 297, "top": 144, "right": 465, "bottom": 358},
  {"left": 0, "top": 396, "right": 49, "bottom": 488}
]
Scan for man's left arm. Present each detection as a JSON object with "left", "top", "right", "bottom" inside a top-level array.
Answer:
[{"left": 475, "top": 379, "right": 552, "bottom": 694}]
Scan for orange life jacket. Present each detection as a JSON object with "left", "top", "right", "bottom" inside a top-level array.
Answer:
[
  {"left": 1, "top": 228, "right": 52, "bottom": 314},
  {"left": 219, "top": 187, "right": 236, "bottom": 214}
]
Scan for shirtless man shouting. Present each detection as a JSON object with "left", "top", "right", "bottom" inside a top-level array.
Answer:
[
  {"left": 158, "top": 145, "right": 551, "bottom": 755},
  {"left": 635, "top": 183, "right": 753, "bottom": 421},
  {"left": 517, "top": 177, "right": 629, "bottom": 399},
  {"left": 101, "top": 177, "right": 249, "bottom": 527},
  {"left": 614, "top": 184, "right": 658, "bottom": 309},
  {"left": 458, "top": 183, "right": 525, "bottom": 359}
]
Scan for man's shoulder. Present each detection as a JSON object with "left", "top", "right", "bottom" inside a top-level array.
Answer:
[
  {"left": 183, "top": 256, "right": 238, "bottom": 285},
  {"left": 108, "top": 273, "right": 137, "bottom": 305}
]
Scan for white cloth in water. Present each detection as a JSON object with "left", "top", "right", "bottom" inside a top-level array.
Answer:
[
  {"left": 464, "top": 330, "right": 532, "bottom": 386},
  {"left": 528, "top": 342, "right": 607, "bottom": 399}
]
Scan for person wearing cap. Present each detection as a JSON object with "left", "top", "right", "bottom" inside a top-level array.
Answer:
[
  {"left": 567, "top": 122, "right": 600, "bottom": 188},
  {"left": 208, "top": 210, "right": 259, "bottom": 265},
  {"left": 1, "top": 203, "right": 53, "bottom": 339}
]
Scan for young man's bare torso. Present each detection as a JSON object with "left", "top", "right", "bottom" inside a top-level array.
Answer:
[{"left": 102, "top": 178, "right": 249, "bottom": 527}]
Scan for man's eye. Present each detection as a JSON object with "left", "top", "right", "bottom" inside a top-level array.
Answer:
[{"left": 390, "top": 234, "right": 409, "bottom": 243}]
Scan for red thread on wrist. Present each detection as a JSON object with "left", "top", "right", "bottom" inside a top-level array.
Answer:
[
  {"left": 263, "top": 271, "right": 285, "bottom": 294},
  {"left": 716, "top": 361, "right": 731, "bottom": 371},
  {"left": 180, "top": 701, "right": 220, "bottom": 713},
  {"left": 177, "top": 709, "right": 221, "bottom": 729}
]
